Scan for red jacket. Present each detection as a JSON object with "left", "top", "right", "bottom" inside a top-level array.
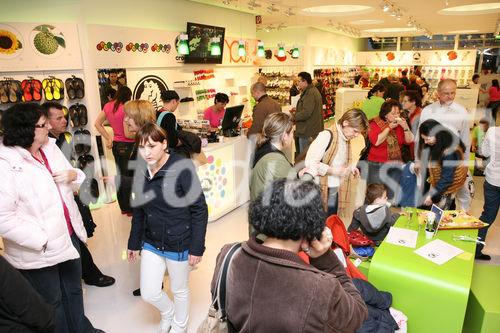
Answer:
[{"left": 367, "top": 120, "right": 404, "bottom": 162}]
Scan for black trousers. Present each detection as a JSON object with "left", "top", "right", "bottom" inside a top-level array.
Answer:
[
  {"left": 112, "top": 141, "right": 135, "bottom": 213},
  {"left": 20, "top": 234, "right": 95, "bottom": 333}
]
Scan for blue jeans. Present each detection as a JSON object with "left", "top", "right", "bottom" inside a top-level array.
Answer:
[
  {"left": 477, "top": 180, "right": 500, "bottom": 255},
  {"left": 297, "top": 137, "right": 311, "bottom": 156},
  {"left": 20, "top": 234, "right": 95, "bottom": 333},
  {"left": 327, "top": 187, "right": 339, "bottom": 217}
]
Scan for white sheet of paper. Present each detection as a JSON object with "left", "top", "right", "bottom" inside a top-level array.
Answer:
[
  {"left": 385, "top": 227, "right": 419, "bottom": 248},
  {"left": 414, "top": 239, "right": 464, "bottom": 265},
  {"left": 291, "top": 95, "right": 300, "bottom": 108}
]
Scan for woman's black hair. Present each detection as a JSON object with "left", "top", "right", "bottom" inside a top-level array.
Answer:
[
  {"left": 403, "top": 90, "right": 422, "bottom": 108},
  {"left": 367, "top": 83, "right": 386, "bottom": 98},
  {"left": 1, "top": 103, "right": 47, "bottom": 148},
  {"left": 113, "top": 86, "right": 132, "bottom": 113},
  {"left": 492, "top": 79, "right": 499, "bottom": 89},
  {"left": 472, "top": 74, "right": 480, "bottom": 81},
  {"left": 249, "top": 178, "right": 325, "bottom": 242},
  {"left": 214, "top": 92, "right": 229, "bottom": 104},
  {"left": 379, "top": 99, "right": 401, "bottom": 121},
  {"left": 418, "top": 119, "right": 465, "bottom": 161}
]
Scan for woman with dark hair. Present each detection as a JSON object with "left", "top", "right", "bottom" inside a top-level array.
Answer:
[
  {"left": 418, "top": 119, "right": 468, "bottom": 209},
  {"left": 367, "top": 99, "right": 414, "bottom": 201},
  {"left": 488, "top": 79, "right": 500, "bottom": 122},
  {"left": 361, "top": 84, "right": 386, "bottom": 120},
  {"left": 127, "top": 123, "right": 207, "bottom": 333},
  {"left": 94, "top": 85, "right": 134, "bottom": 214},
  {"left": 203, "top": 92, "right": 229, "bottom": 128},
  {"left": 210, "top": 178, "right": 367, "bottom": 332},
  {"left": 0, "top": 103, "right": 102, "bottom": 333}
]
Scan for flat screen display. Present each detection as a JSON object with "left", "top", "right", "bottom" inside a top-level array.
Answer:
[{"left": 184, "top": 22, "right": 225, "bottom": 64}]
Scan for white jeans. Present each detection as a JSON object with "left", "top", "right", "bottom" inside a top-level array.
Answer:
[
  {"left": 140, "top": 250, "right": 190, "bottom": 333},
  {"left": 455, "top": 174, "right": 472, "bottom": 211}
]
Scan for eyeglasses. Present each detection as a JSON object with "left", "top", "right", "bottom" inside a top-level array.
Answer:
[{"left": 34, "top": 122, "right": 49, "bottom": 129}]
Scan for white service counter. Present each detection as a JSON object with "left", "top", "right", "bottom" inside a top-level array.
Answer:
[{"left": 197, "top": 135, "right": 252, "bottom": 222}]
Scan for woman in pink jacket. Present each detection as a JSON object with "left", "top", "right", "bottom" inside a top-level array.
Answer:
[{"left": 0, "top": 104, "right": 103, "bottom": 333}]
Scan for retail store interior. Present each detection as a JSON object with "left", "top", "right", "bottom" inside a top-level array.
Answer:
[{"left": 1, "top": 1, "right": 500, "bottom": 332}]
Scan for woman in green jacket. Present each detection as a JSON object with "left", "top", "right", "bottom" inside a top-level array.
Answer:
[{"left": 361, "top": 84, "right": 386, "bottom": 121}]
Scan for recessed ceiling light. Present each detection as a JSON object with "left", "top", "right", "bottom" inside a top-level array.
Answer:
[
  {"left": 350, "top": 19, "right": 384, "bottom": 25},
  {"left": 448, "top": 29, "right": 480, "bottom": 34},
  {"left": 439, "top": 3, "right": 500, "bottom": 15},
  {"left": 363, "top": 27, "right": 418, "bottom": 33},
  {"left": 302, "top": 5, "right": 373, "bottom": 16}
]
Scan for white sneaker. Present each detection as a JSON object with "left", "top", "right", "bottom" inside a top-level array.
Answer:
[{"left": 159, "top": 313, "right": 172, "bottom": 333}]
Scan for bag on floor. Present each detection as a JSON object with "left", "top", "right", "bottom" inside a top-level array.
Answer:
[{"left": 197, "top": 243, "right": 241, "bottom": 333}]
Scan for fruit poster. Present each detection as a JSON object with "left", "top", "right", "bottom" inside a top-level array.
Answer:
[{"left": 0, "top": 22, "right": 82, "bottom": 71}]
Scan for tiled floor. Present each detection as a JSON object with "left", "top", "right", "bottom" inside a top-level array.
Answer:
[{"left": 83, "top": 175, "right": 500, "bottom": 332}]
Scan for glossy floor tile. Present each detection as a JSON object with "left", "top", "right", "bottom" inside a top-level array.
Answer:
[{"left": 83, "top": 177, "right": 499, "bottom": 332}]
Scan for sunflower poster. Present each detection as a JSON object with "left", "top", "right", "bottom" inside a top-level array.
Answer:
[{"left": 0, "top": 22, "right": 82, "bottom": 72}]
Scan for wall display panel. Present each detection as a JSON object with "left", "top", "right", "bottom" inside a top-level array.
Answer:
[{"left": 0, "top": 22, "right": 82, "bottom": 71}]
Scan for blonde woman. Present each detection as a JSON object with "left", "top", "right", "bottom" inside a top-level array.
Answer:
[
  {"left": 103, "top": 100, "right": 157, "bottom": 218},
  {"left": 305, "top": 109, "right": 368, "bottom": 216}
]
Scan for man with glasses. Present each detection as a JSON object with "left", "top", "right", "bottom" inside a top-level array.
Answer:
[
  {"left": 42, "top": 102, "right": 115, "bottom": 288},
  {"left": 416, "top": 79, "right": 472, "bottom": 211}
]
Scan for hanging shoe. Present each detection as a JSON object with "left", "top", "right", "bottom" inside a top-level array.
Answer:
[
  {"left": 66, "top": 77, "right": 76, "bottom": 99},
  {"left": 0, "top": 81, "right": 9, "bottom": 103},
  {"left": 53, "top": 78, "right": 64, "bottom": 100},
  {"left": 42, "top": 78, "right": 53, "bottom": 101},
  {"left": 78, "top": 104, "right": 88, "bottom": 126},
  {"left": 75, "top": 77, "right": 85, "bottom": 99},
  {"left": 32, "top": 79, "right": 42, "bottom": 101},
  {"left": 69, "top": 104, "right": 80, "bottom": 127}
]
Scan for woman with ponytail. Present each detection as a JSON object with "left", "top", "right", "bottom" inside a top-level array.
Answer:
[{"left": 361, "top": 84, "right": 386, "bottom": 120}]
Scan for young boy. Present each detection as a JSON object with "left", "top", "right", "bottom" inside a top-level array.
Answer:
[{"left": 348, "top": 184, "right": 399, "bottom": 245}]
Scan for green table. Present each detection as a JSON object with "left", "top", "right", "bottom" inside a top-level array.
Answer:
[
  {"left": 463, "top": 264, "right": 500, "bottom": 333},
  {"left": 367, "top": 215, "right": 477, "bottom": 333}
]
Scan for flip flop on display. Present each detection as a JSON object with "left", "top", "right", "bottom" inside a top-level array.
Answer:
[
  {"left": 69, "top": 104, "right": 80, "bottom": 127},
  {"left": 65, "top": 78, "right": 76, "bottom": 99},
  {"left": 78, "top": 104, "right": 88, "bottom": 126}
]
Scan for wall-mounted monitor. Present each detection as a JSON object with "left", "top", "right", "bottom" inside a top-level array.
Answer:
[{"left": 184, "top": 22, "right": 225, "bottom": 64}]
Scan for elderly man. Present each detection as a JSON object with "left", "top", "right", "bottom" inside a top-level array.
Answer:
[
  {"left": 416, "top": 79, "right": 472, "bottom": 211},
  {"left": 247, "top": 82, "right": 281, "bottom": 138},
  {"left": 292, "top": 71, "right": 324, "bottom": 154}
]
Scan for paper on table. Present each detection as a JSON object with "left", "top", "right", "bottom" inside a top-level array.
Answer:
[
  {"left": 291, "top": 95, "right": 300, "bottom": 108},
  {"left": 414, "top": 239, "right": 464, "bottom": 265},
  {"left": 385, "top": 227, "right": 419, "bottom": 248}
]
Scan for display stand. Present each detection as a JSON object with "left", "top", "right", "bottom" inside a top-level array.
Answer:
[{"left": 334, "top": 87, "right": 368, "bottom": 118}]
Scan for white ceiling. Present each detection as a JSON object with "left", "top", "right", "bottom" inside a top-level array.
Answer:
[{"left": 189, "top": 0, "right": 500, "bottom": 37}]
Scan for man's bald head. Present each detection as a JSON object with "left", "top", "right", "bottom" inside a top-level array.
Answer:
[
  {"left": 437, "top": 79, "right": 457, "bottom": 105},
  {"left": 437, "top": 78, "right": 457, "bottom": 91},
  {"left": 251, "top": 82, "right": 267, "bottom": 100}
]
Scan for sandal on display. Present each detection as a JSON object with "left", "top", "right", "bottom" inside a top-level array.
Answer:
[
  {"left": 21, "top": 80, "right": 33, "bottom": 102},
  {"left": 65, "top": 78, "right": 76, "bottom": 99},
  {"left": 42, "top": 78, "right": 53, "bottom": 101},
  {"left": 52, "top": 78, "right": 64, "bottom": 100},
  {"left": 78, "top": 104, "right": 88, "bottom": 126},
  {"left": 10, "top": 80, "right": 23, "bottom": 103},
  {"left": 69, "top": 104, "right": 80, "bottom": 127},
  {"left": 74, "top": 77, "right": 85, "bottom": 99},
  {"left": 0, "top": 82, "right": 9, "bottom": 104},
  {"left": 31, "top": 79, "right": 42, "bottom": 101}
]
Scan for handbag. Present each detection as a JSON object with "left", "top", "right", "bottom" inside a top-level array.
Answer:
[{"left": 197, "top": 243, "right": 241, "bottom": 333}]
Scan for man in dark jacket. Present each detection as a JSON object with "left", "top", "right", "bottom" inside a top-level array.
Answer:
[
  {"left": 247, "top": 82, "right": 281, "bottom": 138},
  {"left": 0, "top": 255, "right": 54, "bottom": 333},
  {"left": 43, "top": 102, "right": 115, "bottom": 288},
  {"left": 293, "top": 71, "right": 324, "bottom": 154}
]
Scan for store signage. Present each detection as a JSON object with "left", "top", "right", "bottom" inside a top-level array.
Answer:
[{"left": 132, "top": 75, "right": 169, "bottom": 111}]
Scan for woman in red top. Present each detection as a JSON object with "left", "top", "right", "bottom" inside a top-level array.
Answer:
[
  {"left": 488, "top": 79, "right": 500, "bottom": 122},
  {"left": 367, "top": 99, "right": 414, "bottom": 201}
]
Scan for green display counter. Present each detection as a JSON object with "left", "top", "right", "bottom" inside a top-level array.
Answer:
[
  {"left": 367, "top": 216, "right": 477, "bottom": 333},
  {"left": 463, "top": 264, "right": 500, "bottom": 333}
]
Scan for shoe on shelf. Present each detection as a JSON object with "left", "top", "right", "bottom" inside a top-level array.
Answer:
[
  {"left": 85, "top": 275, "right": 116, "bottom": 287},
  {"left": 475, "top": 253, "right": 491, "bottom": 261}
]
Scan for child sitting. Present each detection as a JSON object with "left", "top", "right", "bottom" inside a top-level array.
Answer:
[{"left": 348, "top": 184, "right": 399, "bottom": 245}]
